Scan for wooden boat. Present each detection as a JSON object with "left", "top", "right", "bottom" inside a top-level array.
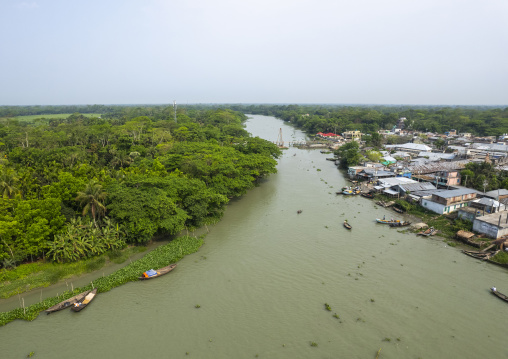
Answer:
[
  {"left": 376, "top": 218, "right": 400, "bottom": 225},
  {"left": 393, "top": 207, "right": 404, "bottom": 213},
  {"left": 491, "top": 287, "right": 508, "bottom": 303},
  {"left": 389, "top": 221, "right": 411, "bottom": 227},
  {"left": 462, "top": 250, "right": 493, "bottom": 260},
  {"left": 139, "top": 263, "right": 177, "bottom": 280},
  {"left": 361, "top": 192, "right": 374, "bottom": 199},
  {"left": 71, "top": 288, "right": 97, "bottom": 312},
  {"left": 417, "top": 227, "right": 435, "bottom": 236},
  {"left": 343, "top": 221, "right": 352, "bottom": 230},
  {"left": 45, "top": 290, "right": 91, "bottom": 314}
]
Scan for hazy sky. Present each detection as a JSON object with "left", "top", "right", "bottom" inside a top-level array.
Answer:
[{"left": 1, "top": 0, "right": 507, "bottom": 106}]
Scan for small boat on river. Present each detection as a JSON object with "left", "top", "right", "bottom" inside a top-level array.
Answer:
[
  {"left": 491, "top": 287, "right": 508, "bottom": 303},
  {"left": 417, "top": 227, "right": 436, "bottom": 236},
  {"left": 71, "top": 288, "right": 97, "bottom": 312},
  {"left": 393, "top": 207, "right": 404, "bottom": 213},
  {"left": 45, "top": 289, "right": 91, "bottom": 314},
  {"left": 361, "top": 192, "right": 374, "bottom": 199},
  {"left": 376, "top": 218, "right": 401, "bottom": 225},
  {"left": 389, "top": 221, "right": 411, "bottom": 227},
  {"left": 343, "top": 221, "right": 352, "bottom": 230},
  {"left": 139, "top": 264, "right": 177, "bottom": 280}
]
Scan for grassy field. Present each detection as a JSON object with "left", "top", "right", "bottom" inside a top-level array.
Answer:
[
  {"left": 9, "top": 113, "right": 102, "bottom": 122},
  {"left": 0, "top": 246, "right": 146, "bottom": 299}
]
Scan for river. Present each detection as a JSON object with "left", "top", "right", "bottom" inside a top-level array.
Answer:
[{"left": 1, "top": 114, "right": 507, "bottom": 358}]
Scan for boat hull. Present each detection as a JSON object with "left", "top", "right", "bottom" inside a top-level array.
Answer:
[{"left": 139, "top": 264, "right": 177, "bottom": 280}]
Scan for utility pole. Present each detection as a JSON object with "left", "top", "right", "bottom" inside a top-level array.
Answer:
[{"left": 173, "top": 100, "right": 177, "bottom": 123}]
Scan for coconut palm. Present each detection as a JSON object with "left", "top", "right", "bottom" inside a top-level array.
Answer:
[
  {"left": 0, "top": 168, "right": 21, "bottom": 199},
  {"left": 75, "top": 180, "right": 107, "bottom": 227}
]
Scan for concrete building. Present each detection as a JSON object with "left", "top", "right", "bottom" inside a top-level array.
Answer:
[
  {"left": 385, "top": 143, "right": 432, "bottom": 155},
  {"left": 343, "top": 130, "right": 362, "bottom": 141},
  {"left": 420, "top": 188, "right": 477, "bottom": 214},
  {"left": 472, "top": 211, "right": 508, "bottom": 238}
]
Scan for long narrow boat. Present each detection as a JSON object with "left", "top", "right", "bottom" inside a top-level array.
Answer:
[
  {"left": 139, "top": 263, "right": 177, "bottom": 280},
  {"left": 361, "top": 192, "right": 374, "bottom": 199},
  {"left": 45, "top": 290, "right": 91, "bottom": 314},
  {"left": 393, "top": 207, "right": 404, "bottom": 213},
  {"left": 389, "top": 221, "right": 411, "bottom": 227},
  {"left": 71, "top": 288, "right": 98, "bottom": 312},
  {"left": 343, "top": 221, "right": 352, "bottom": 230},
  {"left": 376, "top": 218, "right": 400, "bottom": 225},
  {"left": 491, "top": 287, "right": 508, "bottom": 303},
  {"left": 417, "top": 227, "right": 437, "bottom": 236}
]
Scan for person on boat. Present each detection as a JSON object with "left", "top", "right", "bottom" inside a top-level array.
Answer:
[
  {"left": 383, "top": 215, "right": 385, "bottom": 220},
  {"left": 492, "top": 287, "right": 497, "bottom": 292}
]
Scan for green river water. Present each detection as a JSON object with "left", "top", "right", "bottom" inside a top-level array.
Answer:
[{"left": 1, "top": 115, "right": 507, "bottom": 358}]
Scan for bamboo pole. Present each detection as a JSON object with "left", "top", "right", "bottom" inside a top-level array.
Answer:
[{"left": 375, "top": 348, "right": 381, "bottom": 359}]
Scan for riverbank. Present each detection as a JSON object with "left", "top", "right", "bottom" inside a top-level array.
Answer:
[
  {"left": 0, "top": 235, "right": 204, "bottom": 326},
  {"left": 0, "top": 246, "right": 148, "bottom": 300}
]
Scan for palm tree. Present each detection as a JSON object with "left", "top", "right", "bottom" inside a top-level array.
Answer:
[
  {"left": 0, "top": 168, "right": 21, "bottom": 199},
  {"left": 75, "top": 180, "right": 107, "bottom": 227}
]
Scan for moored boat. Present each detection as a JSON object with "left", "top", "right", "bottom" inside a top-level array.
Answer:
[
  {"left": 45, "top": 290, "right": 91, "bottom": 314},
  {"left": 343, "top": 221, "right": 352, "bottom": 230},
  {"left": 376, "top": 218, "right": 400, "bottom": 224},
  {"left": 389, "top": 221, "right": 411, "bottom": 227},
  {"left": 393, "top": 207, "right": 404, "bottom": 213},
  {"left": 361, "top": 192, "right": 374, "bottom": 199},
  {"left": 139, "top": 263, "right": 177, "bottom": 280},
  {"left": 71, "top": 288, "right": 98, "bottom": 312},
  {"left": 491, "top": 287, "right": 508, "bottom": 303},
  {"left": 417, "top": 227, "right": 436, "bottom": 236}
]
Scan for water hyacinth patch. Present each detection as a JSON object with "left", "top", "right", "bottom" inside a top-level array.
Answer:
[{"left": 0, "top": 235, "right": 204, "bottom": 326}]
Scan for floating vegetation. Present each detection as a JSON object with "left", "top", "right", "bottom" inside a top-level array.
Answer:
[
  {"left": 332, "top": 313, "right": 340, "bottom": 319},
  {"left": 0, "top": 235, "right": 204, "bottom": 326},
  {"left": 324, "top": 303, "right": 332, "bottom": 311},
  {"left": 195, "top": 304, "right": 201, "bottom": 308},
  {"left": 356, "top": 317, "right": 365, "bottom": 322},
  {"left": 310, "top": 342, "right": 318, "bottom": 347},
  {"left": 370, "top": 298, "right": 375, "bottom": 302},
  {"left": 382, "top": 337, "right": 391, "bottom": 342},
  {"left": 27, "top": 352, "right": 35, "bottom": 358}
]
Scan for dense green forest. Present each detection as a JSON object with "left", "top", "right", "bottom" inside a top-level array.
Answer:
[
  {"left": 0, "top": 106, "right": 281, "bottom": 267},
  {"left": 2, "top": 102, "right": 508, "bottom": 268}
]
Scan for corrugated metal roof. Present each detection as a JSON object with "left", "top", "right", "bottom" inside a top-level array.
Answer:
[
  {"left": 433, "top": 188, "right": 477, "bottom": 198},
  {"left": 398, "top": 182, "right": 436, "bottom": 192},
  {"left": 473, "top": 198, "right": 501, "bottom": 207},
  {"left": 485, "top": 189, "right": 508, "bottom": 197},
  {"left": 385, "top": 143, "right": 432, "bottom": 151}
]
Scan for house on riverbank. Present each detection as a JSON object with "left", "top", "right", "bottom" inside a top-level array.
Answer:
[
  {"left": 420, "top": 188, "right": 478, "bottom": 215},
  {"left": 472, "top": 211, "right": 508, "bottom": 239}
]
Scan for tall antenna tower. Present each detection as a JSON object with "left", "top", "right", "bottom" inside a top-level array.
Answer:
[
  {"left": 276, "top": 128, "right": 286, "bottom": 148},
  {"left": 173, "top": 100, "right": 177, "bottom": 123}
]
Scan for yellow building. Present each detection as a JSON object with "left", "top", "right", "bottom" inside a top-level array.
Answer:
[{"left": 343, "top": 130, "right": 362, "bottom": 141}]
